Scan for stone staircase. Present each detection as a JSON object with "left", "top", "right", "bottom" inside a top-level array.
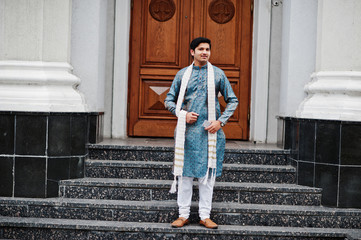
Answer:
[{"left": 1, "top": 139, "right": 361, "bottom": 239}]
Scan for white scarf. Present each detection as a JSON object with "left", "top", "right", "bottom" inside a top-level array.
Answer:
[{"left": 170, "top": 62, "right": 217, "bottom": 193}]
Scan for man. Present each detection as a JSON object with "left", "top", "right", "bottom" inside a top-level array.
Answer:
[{"left": 164, "top": 37, "right": 238, "bottom": 229}]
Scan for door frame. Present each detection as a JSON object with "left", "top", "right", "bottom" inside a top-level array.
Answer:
[
  {"left": 250, "top": 0, "right": 272, "bottom": 143},
  {"left": 111, "top": 0, "right": 272, "bottom": 142},
  {"left": 111, "top": 0, "right": 131, "bottom": 138}
]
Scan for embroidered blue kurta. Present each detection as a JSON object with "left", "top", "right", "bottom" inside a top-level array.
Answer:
[{"left": 164, "top": 64, "right": 238, "bottom": 178}]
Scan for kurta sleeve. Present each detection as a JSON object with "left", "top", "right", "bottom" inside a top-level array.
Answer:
[
  {"left": 164, "top": 71, "right": 183, "bottom": 116},
  {"left": 217, "top": 72, "right": 239, "bottom": 124}
]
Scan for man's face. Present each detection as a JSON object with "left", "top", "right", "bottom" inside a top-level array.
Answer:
[{"left": 190, "top": 43, "right": 211, "bottom": 66}]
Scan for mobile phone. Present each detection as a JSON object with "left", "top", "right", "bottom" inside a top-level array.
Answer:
[{"left": 202, "top": 120, "right": 211, "bottom": 128}]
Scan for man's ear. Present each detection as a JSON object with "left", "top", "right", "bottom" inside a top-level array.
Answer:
[{"left": 190, "top": 49, "right": 195, "bottom": 57}]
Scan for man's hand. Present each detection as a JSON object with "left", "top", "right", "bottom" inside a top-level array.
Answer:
[
  {"left": 205, "top": 120, "right": 221, "bottom": 134},
  {"left": 186, "top": 112, "right": 199, "bottom": 124}
]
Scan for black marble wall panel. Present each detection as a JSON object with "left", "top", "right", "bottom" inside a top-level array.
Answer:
[
  {"left": 0, "top": 115, "right": 14, "bottom": 154},
  {"left": 48, "top": 116, "right": 71, "bottom": 156},
  {"left": 71, "top": 116, "right": 87, "bottom": 155},
  {"left": 278, "top": 117, "right": 361, "bottom": 209},
  {"left": 69, "top": 157, "right": 85, "bottom": 179},
  {"left": 299, "top": 121, "right": 315, "bottom": 162},
  {"left": 0, "top": 111, "right": 103, "bottom": 198},
  {"left": 315, "top": 122, "right": 340, "bottom": 165},
  {"left": 341, "top": 124, "right": 361, "bottom": 165},
  {"left": 15, "top": 115, "right": 47, "bottom": 156},
  {"left": 14, "top": 157, "right": 46, "bottom": 198},
  {"left": 339, "top": 167, "right": 361, "bottom": 208},
  {"left": 297, "top": 161, "right": 314, "bottom": 187},
  {"left": 315, "top": 164, "right": 338, "bottom": 207},
  {"left": 88, "top": 113, "right": 104, "bottom": 144},
  {"left": 284, "top": 118, "right": 292, "bottom": 149},
  {"left": 47, "top": 180, "right": 60, "bottom": 198},
  {"left": 0, "top": 157, "right": 14, "bottom": 197},
  {"left": 277, "top": 117, "right": 293, "bottom": 149},
  {"left": 291, "top": 120, "right": 299, "bottom": 159},
  {"left": 47, "top": 156, "right": 79, "bottom": 197},
  {"left": 289, "top": 157, "right": 297, "bottom": 168},
  {"left": 88, "top": 115, "right": 98, "bottom": 144},
  {"left": 48, "top": 157, "right": 72, "bottom": 180}
]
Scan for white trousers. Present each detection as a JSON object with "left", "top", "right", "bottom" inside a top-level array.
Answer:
[{"left": 177, "top": 176, "right": 214, "bottom": 220}]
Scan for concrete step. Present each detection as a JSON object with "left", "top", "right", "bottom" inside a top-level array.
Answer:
[
  {"left": 1, "top": 197, "right": 360, "bottom": 229},
  {"left": 85, "top": 160, "right": 296, "bottom": 184},
  {"left": 88, "top": 144, "right": 290, "bottom": 165},
  {"left": 1, "top": 216, "right": 360, "bottom": 240},
  {"left": 59, "top": 178, "right": 322, "bottom": 206}
]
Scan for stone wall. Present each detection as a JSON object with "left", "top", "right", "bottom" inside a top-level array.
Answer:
[
  {"left": 0, "top": 111, "right": 103, "bottom": 198},
  {"left": 278, "top": 117, "right": 361, "bottom": 208}
]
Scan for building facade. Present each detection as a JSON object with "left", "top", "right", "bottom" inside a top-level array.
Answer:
[{"left": 0, "top": 0, "right": 360, "bottom": 208}]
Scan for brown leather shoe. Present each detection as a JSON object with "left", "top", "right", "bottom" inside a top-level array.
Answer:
[
  {"left": 171, "top": 217, "right": 189, "bottom": 228},
  {"left": 199, "top": 218, "right": 218, "bottom": 229}
]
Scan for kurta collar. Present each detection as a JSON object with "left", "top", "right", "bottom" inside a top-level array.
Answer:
[{"left": 193, "top": 64, "right": 208, "bottom": 70}]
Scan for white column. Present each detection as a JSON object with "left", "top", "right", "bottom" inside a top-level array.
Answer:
[
  {"left": 297, "top": 0, "right": 361, "bottom": 121},
  {"left": 279, "top": 0, "right": 318, "bottom": 117},
  {"left": 0, "top": 0, "right": 87, "bottom": 112}
]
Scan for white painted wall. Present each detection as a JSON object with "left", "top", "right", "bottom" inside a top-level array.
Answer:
[
  {"left": 243, "top": 0, "right": 286, "bottom": 143},
  {"left": 278, "top": 0, "right": 318, "bottom": 117},
  {"left": 71, "top": 0, "right": 112, "bottom": 113},
  {"left": 250, "top": 0, "right": 271, "bottom": 143},
  {"left": 104, "top": 0, "right": 115, "bottom": 138},
  {"left": 69, "top": 0, "right": 131, "bottom": 138},
  {"left": 266, "top": 2, "right": 283, "bottom": 143},
  {"left": 71, "top": 0, "right": 117, "bottom": 137}
]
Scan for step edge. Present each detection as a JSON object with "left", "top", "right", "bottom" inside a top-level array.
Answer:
[
  {"left": 1, "top": 198, "right": 360, "bottom": 216},
  {"left": 0, "top": 216, "right": 358, "bottom": 238},
  {"left": 85, "top": 160, "right": 296, "bottom": 172},
  {"left": 88, "top": 144, "right": 290, "bottom": 155},
  {"left": 59, "top": 178, "right": 322, "bottom": 193}
]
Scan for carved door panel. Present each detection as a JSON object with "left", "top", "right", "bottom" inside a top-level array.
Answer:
[
  {"left": 128, "top": 0, "right": 252, "bottom": 139},
  {"left": 191, "top": 0, "right": 253, "bottom": 139}
]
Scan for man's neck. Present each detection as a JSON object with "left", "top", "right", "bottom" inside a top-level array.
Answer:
[{"left": 194, "top": 61, "right": 207, "bottom": 67}]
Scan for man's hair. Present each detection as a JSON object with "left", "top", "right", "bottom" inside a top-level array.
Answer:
[{"left": 190, "top": 37, "right": 211, "bottom": 51}]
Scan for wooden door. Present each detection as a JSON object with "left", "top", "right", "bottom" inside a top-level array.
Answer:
[{"left": 128, "top": 0, "right": 253, "bottom": 140}]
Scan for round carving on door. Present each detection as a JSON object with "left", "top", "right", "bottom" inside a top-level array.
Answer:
[
  {"left": 149, "top": 0, "right": 176, "bottom": 22},
  {"left": 208, "top": 0, "right": 235, "bottom": 24}
]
